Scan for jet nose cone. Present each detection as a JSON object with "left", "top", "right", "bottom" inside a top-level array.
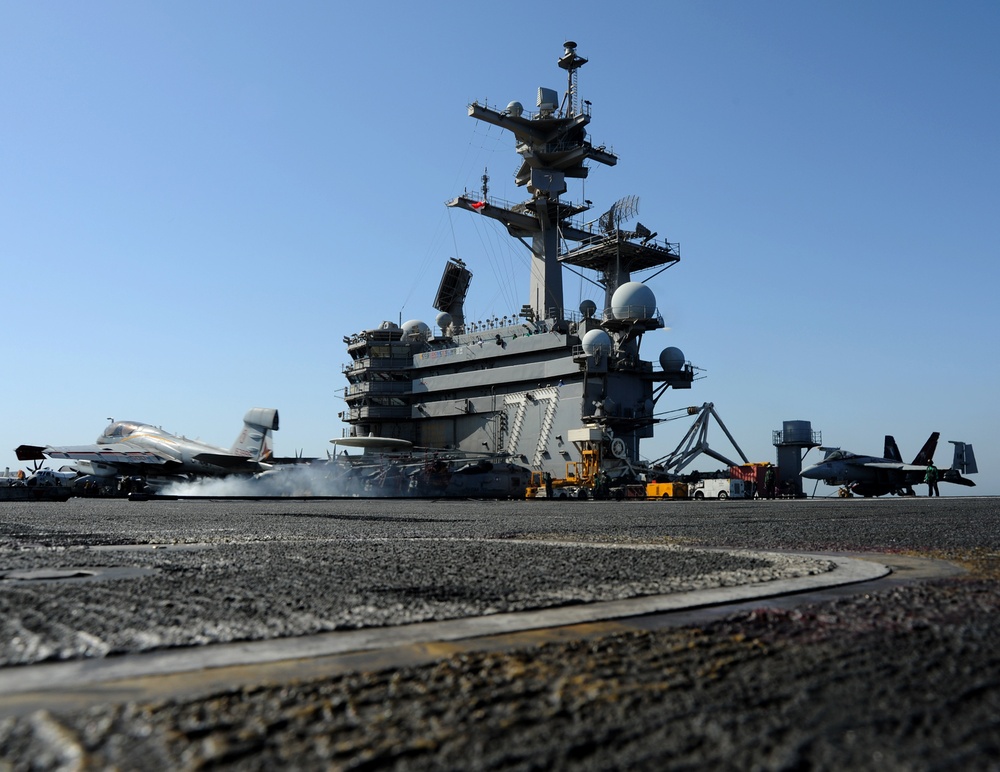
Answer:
[{"left": 800, "top": 464, "right": 823, "bottom": 479}]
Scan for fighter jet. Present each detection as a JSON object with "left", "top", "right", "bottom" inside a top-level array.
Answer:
[
  {"left": 15, "top": 408, "right": 279, "bottom": 482},
  {"left": 800, "top": 432, "right": 977, "bottom": 497}
]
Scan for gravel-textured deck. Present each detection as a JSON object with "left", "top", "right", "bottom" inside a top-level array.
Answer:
[{"left": 2, "top": 497, "right": 998, "bottom": 769}]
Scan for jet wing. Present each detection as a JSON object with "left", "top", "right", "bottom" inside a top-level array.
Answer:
[
  {"left": 193, "top": 453, "right": 266, "bottom": 472},
  {"left": 864, "top": 463, "right": 926, "bottom": 472},
  {"left": 15, "top": 445, "right": 47, "bottom": 462},
  {"left": 31, "top": 444, "right": 170, "bottom": 466}
]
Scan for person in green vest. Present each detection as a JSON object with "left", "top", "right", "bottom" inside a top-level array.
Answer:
[
  {"left": 764, "top": 466, "right": 776, "bottom": 499},
  {"left": 925, "top": 461, "right": 940, "bottom": 497}
]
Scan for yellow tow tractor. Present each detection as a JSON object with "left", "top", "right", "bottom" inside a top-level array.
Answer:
[
  {"left": 526, "top": 448, "right": 600, "bottom": 499},
  {"left": 645, "top": 480, "right": 689, "bottom": 499}
]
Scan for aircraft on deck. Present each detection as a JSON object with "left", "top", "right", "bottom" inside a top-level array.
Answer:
[
  {"left": 330, "top": 434, "right": 414, "bottom": 451},
  {"left": 15, "top": 408, "right": 280, "bottom": 482},
  {"left": 800, "top": 432, "right": 977, "bottom": 497}
]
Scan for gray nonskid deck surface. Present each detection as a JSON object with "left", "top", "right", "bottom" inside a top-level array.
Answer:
[
  {"left": 0, "top": 515, "right": 836, "bottom": 668},
  {"left": 0, "top": 549, "right": 884, "bottom": 697},
  {"left": 1, "top": 497, "right": 998, "bottom": 770}
]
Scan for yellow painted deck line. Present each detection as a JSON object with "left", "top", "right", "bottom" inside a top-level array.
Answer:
[{"left": 0, "top": 622, "right": 645, "bottom": 718}]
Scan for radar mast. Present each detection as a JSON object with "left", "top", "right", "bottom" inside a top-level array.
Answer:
[{"left": 447, "top": 41, "right": 617, "bottom": 323}]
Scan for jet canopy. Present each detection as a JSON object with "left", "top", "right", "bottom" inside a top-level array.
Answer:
[
  {"left": 99, "top": 421, "right": 145, "bottom": 443},
  {"left": 821, "top": 449, "right": 855, "bottom": 461}
]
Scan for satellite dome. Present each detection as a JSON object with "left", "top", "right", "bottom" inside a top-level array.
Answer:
[
  {"left": 610, "top": 282, "right": 657, "bottom": 320},
  {"left": 435, "top": 311, "right": 453, "bottom": 331},
  {"left": 506, "top": 101, "right": 524, "bottom": 118},
  {"left": 659, "top": 346, "right": 686, "bottom": 371},
  {"left": 401, "top": 319, "right": 431, "bottom": 341},
  {"left": 581, "top": 329, "right": 613, "bottom": 357},
  {"left": 579, "top": 299, "right": 598, "bottom": 318}
]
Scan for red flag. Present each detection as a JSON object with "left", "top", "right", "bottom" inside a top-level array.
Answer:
[{"left": 470, "top": 200, "right": 486, "bottom": 210}]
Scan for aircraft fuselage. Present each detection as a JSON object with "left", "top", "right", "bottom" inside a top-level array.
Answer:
[
  {"left": 800, "top": 452, "right": 920, "bottom": 497},
  {"left": 97, "top": 422, "right": 228, "bottom": 468}
]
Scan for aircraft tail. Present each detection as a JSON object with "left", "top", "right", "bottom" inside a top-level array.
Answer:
[
  {"left": 949, "top": 441, "right": 978, "bottom": 475},
  {"left": 231, "top": 408, "right": 280, "bottom": 461},
  {"left": 883, "top": 436, "right": 903, "bottom": 463},
  {"left": 911, "top": 432, "right": 940, "bottom": 466}
]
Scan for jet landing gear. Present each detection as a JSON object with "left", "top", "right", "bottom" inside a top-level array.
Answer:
[{"left": 839, "top": 483, "right": 916, "bottom": 498}]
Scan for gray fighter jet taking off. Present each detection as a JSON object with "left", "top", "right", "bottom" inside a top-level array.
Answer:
[
  {"left": 15, "top": 408, "right": 279, "bottom": 481},
  {"left": 800, "top": 432, "right": 977, "bottom": 497}
]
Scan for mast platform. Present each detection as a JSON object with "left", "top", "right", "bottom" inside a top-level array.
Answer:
[{"left": 560, "top": 233, "right": 681, "bottom": 274}]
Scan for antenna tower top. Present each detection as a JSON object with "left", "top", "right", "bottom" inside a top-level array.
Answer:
[{"left": 557, "top": 42, "right": 588, "bottom": 117}]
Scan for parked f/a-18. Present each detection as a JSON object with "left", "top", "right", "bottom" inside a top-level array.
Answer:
[
  {"left": 800, "top": 432, "right": 977, "bottom": 497},
  {"left": 15, "top": 408, "right": 280, "bottom": 481}
]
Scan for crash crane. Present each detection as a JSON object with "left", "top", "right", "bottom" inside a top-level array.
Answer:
[{"left": 650, "top": 403, "right": 749, "bottom": 474}]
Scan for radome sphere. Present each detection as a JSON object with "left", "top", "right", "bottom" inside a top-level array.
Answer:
[
  {"left": 610, "top": 282, "right": 657, "bottom": 320},
  {"left": 581, "top": 329, "right": 613, "bottom": 357},
  {"left": 401, "top": 319, "right": 431, "bottom": 341},
  {"left": 659, "top": 346, "right": 686, "bottom": 371}
]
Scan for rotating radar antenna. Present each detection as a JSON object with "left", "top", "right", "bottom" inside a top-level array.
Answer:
[{"left": 599, "top": 195, "right": 640, "bottom": 234}]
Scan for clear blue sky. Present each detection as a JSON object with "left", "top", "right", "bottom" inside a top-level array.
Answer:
[{"left": 3, "top": 1, "right": 998, "bottom": 495}]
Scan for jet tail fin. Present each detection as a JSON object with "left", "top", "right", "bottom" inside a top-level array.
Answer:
[
  {"left": 949, "top": 441, "right": 978, "bottom": 475},
  {"left": 911, "top": 432, "right": 940, "bottom": 466},
  {"left": 883, "top": 436, "right": 902, "bottom": 463},
  {"left": 15, "top": 445, "right": 47, "bottom": 462},
  {"left": 231, "top": 408, "right": 280, "bottom": 461}
]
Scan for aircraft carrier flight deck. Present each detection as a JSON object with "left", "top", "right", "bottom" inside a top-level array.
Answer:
[{"left": 1, "top": 496, "right": 998, "bottom": 769}]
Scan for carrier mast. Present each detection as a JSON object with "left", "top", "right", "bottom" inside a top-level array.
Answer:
[
  {"left": 342, "top": 42, "right": 695, "bottom": 482},
  {"left": 448, "top": 41, "right": 617, "bottom": 323}
]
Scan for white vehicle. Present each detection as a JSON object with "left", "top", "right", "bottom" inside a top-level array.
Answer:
[{"left": 690, "top": 478, "right": 745, "bottom": 500}]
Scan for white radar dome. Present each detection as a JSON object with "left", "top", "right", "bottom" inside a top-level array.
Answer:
[
  {"left": 401, "top": 319, "right": 431, "bottom": 341},
  {"left": 435, "top": 311, "right": 452, "bottom": 330},
  {"left": 581, "top": 329, "right": 613, "bottom": 357},
  {"left": 579, "top": 299, "right": 598, "bottom": 318},
  {"left": 610, "top": 282, "right": 657, "bottom": 320},
  {"left": 659, "top": 346, "right": 686, "bottom": 371}
]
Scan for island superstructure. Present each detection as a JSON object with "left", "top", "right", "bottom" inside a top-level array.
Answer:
[{"left": 340, "top": 42, "right": 694, "bottom": 483}]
